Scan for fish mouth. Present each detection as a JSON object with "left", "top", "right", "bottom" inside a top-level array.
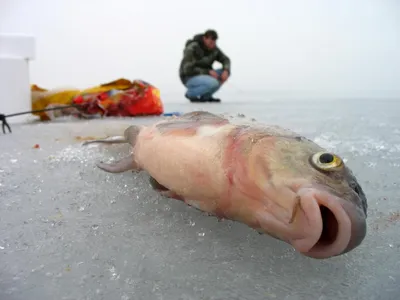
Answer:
[{"left": 288, "top": 187, "right": 367, "bottom": 259}]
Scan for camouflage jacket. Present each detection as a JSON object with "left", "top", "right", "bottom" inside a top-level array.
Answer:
[{"left": 179, "top": 33, "right": 231, "bottom": 84}]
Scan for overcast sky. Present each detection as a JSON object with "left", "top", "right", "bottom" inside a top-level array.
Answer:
[{"left": 1, "top": 0, "right": 399, "bottom": 101}]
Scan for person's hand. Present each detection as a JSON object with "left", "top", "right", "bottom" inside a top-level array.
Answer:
[
  {"left": 220, "top": 70, "right": 229, "bottom": 83},
  {"left": 209, "top": 70, "right": 219, "bottom": 79}
]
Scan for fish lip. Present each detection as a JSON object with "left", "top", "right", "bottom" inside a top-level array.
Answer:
[{"left": 288, "top": 186, "right": 367, "bottom": 259}]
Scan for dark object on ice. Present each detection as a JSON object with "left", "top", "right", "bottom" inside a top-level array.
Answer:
[
  {"left": 0, "top": 105, "right": 80, "bottom": 134},
  {"left": 0, "top": 113, "right": 12, "bottom": 133}
]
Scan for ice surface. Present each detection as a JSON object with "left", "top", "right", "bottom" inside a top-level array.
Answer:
[{"left": 0, "top": 99, "right": 399, "bottom": 300}]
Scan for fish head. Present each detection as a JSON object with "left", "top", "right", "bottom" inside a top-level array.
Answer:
[{"left": 249, "top": 135, "right": 368, "bottom": 259}]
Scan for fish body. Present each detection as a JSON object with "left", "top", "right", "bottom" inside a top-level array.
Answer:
[{"left": 83, "top": 111, "right": 368, "bottom": 259}]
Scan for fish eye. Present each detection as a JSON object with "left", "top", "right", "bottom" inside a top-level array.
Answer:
[{"left": 310, "top": 152, "right": 343, "bottom": 171}]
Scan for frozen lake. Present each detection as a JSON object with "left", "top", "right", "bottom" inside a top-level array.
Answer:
[{"left": 0, "top": 98, "right": 399, "bottom": 300}]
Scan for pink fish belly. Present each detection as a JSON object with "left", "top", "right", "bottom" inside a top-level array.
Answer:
[{"left": 134, "top": 124, "right": 233, "bottom": 213}]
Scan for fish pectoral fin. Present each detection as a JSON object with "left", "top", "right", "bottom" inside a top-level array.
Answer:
[
  {"left": 96, "top": 155, "right": 139, "bottom": 173},
  {"left": 148, "top": 176, "right": 187, "bottom": 203},
  {"left": 81, "top": 125, "right": 141, "bottom": 147},
  {"left": 148, "top": 176, "right": 184, "bottom": 201},
  {"left": 86, "top": 125, "right": 142, "bottom": 173},
  {"left": 82, "top": 136, "right": 127, "bottom": 146},
  {"left": 149, "top": 176, "right": 169, "bottom": 191},
  {"left": 159, "top": 190, "right": 185, "bottom": 202}
]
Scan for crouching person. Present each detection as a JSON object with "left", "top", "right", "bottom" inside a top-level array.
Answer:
[{"left": 179, "top": 29, "right": 231, "bottom": 102}]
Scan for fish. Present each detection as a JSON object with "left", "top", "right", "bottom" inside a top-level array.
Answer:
[{"left": 82, "top": 111, "right": 368, "bottom": 259}]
